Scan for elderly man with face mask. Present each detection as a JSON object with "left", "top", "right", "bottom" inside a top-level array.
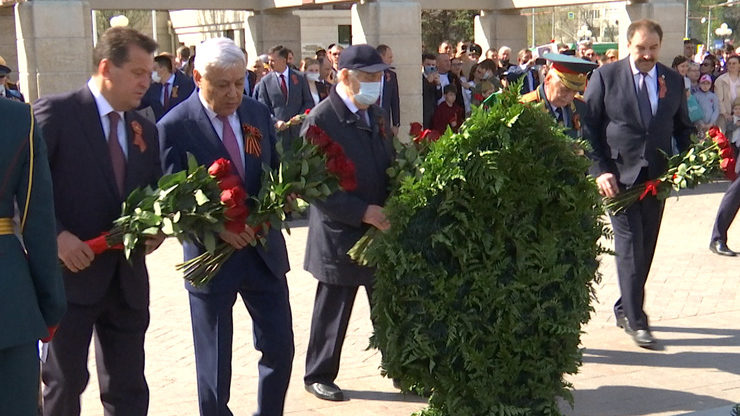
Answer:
[
  {"left": 159, "top": 37, "right": 294, "bottom": 416},
  {"left": 301, "top": 44, "right": 394, "bottom": 402},
  {"left": 520, "top": 53, "right": 597, "bottom": 138}
]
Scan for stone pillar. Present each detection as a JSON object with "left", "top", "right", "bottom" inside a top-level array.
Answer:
[
  {"left": 474, "top": 9, "right": 528, "bottom": 56},
  {"left": 616, "top": 0, "right": 685, "bottom": 66},
  {"left": 152, "top": 10, "right": 174, "bottom": 53},
  {"left": 15, "top": 0, "right": 93, "bottom": 101},
  {"left": 245, "top": 10, "right": 301, "bottom": 62},
  {"left": 351, "top": 0, "right": 422, "bottom": 131}
]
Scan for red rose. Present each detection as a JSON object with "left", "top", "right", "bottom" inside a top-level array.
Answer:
[
  {"left": 308, "top": 129, "right": 332, "bottom": 149},
  {"left": 326, "top": 156, "right": 343, "bottom": 175},
  {"left": 305, "top": 108, "right": 311, "bottom": 115},
  {"left": 420, "top": 129, "right": 441, "bottom": 142},
  {"left": 720, "top": 147, "right": 734, "bottom": 159},
  {"left": 721, "top": 157, "right": 735, "bottom": 171},
  {"left": 409, "top": 122, "right": 423, "bottom": 137},
  {"left": 209, "top": 158, "right": 232, "bottom": 179},
  {"left": 714, "top": 133, "right": 730, "bottom": 149},
  {"left": 708, "top": 126, "right": 721, "bottom": 138},
  {"left": 224, "top": 220, "right": 246, "bottom": 233},
  {"left": 224, "top": 204, "right": 248, "bottom": 220},
  {"left": 218, "top": 174, "right": 241, "bottom": 191},
  {"left": 340, "top": 175, "right": 358, "bottom": 191},
  {"left": 324, "top": 142, "right": 345, "bottom": 159},
  {"left": 220, "top": 186, "right": 247, "bottom": 208}
]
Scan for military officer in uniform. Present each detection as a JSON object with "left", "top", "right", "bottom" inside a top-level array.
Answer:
[
  {"left": 0, "top": 99, "right": 66, "bottom": 416},
  {"left": 520, "top": 53, "right": 597, "bottom": 138}
]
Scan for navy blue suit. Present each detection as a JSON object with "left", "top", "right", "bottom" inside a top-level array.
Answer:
[
  {"left": 140, "top": 70, "right": 195, "bottom": 121},
  {"left": 254, "top": 68, "right": 314, "bottom": 145},
  {"left": 583, "top": 58, "right": 692, "bottom": 331},
  {"left": 159, "top": 91, "right": 293, "bottom": 416}
]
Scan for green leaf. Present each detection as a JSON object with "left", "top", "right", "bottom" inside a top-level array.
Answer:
[{"left": 203, "top": 232, "right": 216, "bottom": 254}]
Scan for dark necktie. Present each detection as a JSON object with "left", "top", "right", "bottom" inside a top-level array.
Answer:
[
  {"left": 637, "top": 72, "right": 653, "bottom": 127},
  {"left": 554, "top": 107, "right": 563, "bottom": 123},
  {"left": 356, "top": 109, "right": 370, "bottom": 129},
  {"left": 107, "top": 112, "right": 126, "bottom": 196},
  {"left": 163, "top": 83, "right": 170, "bottom": 110},
  {"left": 279, "top": 74, "right": 288, "bottom": 102},
  {"left": 217, "top": 115, "right": 245, "bottom": 180}
]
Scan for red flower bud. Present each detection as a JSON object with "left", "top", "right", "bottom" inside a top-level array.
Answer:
[
  {"left": 218, "top": 174, "right": 241, "bottom": 191},
  {"left": 420, "top": 129, "right": 441, "bottom": 142},
  {"left": 224, "top": 204, "right": 248, "bottom": 220},
  {"left": 409, "top": 122, "right": 423, "bottom": 137},
  {"left": 220, "top": 186, "right": 247, "bottom": 208},
  {"left": 720, "top": 147, "right": 734, "bottom": 159},
  {"left": 208, "top": 158, "right": 232, "bottom": 179},
  {"left": 715, "top": 134, "right": 730, "bottom": 149},
  {"left": 721, "top": 157, "right": 735, "bottom": 171},
  {"left": 305, "top": 108, "right": 311, "bottom": 115},
  {"left": 708, "top": 126, "right": 720, "bottom": 138}
]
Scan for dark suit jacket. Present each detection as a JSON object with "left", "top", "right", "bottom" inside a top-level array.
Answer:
[
  {"left": 159, "top": 91, "right": 290, "bottom": 294},
  {"left": 245, "top": 70, "right": 257, "bottom": 97},
  {"left": 301, "top": 89, "right": 394, "bottom": 287},
  {"left": 34, "top": 86, "right": 162, "bottom": 309},
  {"left": 583, "top": 58, "right": 693, "bottom": 187},
  {"left": 506, "top": 65, "right": 540, "bottom": 95},
  {"left": 381, "top": 69, "right": 400, "bottom": 128},
  {"left": 0, "top": 99, "right": 66, "bottom": 350},
  {"left": 254, "top": 68, "right": 314, "bottom": 125},
  {"left": 140, "top": 70, "right": 195, "bottom": 121}
]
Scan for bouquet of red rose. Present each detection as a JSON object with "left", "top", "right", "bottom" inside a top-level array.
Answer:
[
  {"left": 176, "top": 124, "right": 358, "bottom": 287},
  {"left": 348, "top": 122, "right": 441, "bottom": 265},
  {"left": 603, "top": 126, "right": 733, "bottom": 214},
  {"left": 80, "top": 156, "right": 247, "bottom": 265}
]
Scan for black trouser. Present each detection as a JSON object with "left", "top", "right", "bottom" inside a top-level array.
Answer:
[
  {"left": 711, "top": 178, "right": 740, "bottom": 244},
  {"left": 0, "top": 341, "right": 39, "bottom": 416},
  {"left": 304, "top": 282, "right": 373, "bottom": 385},
  {"left": 610, "top": 193, "right": 664, "bottom": 331},
  {"left": 42, "top": 275, "right": 149, "bottom": 416}
]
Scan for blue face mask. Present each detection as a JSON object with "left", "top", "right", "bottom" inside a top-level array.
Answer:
[{"left": 354, "top": 81, "right": 382, "bottom": 106}]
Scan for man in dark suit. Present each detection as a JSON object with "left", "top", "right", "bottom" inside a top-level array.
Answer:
[
  {"left": 709, "top": 158, "right": 740, "bottom": 256},
  {"left": 422, "top": 53, "right": 441, "bottom": 129},
  {"left": 240, "top": 48, "right": 258, "bottom": 97},
  {"left": 159, "top": 37, "right": 294, "bottom": 416},
  {"left": 376, "top": 44, "right": 401, "bottom": 136},
  {"left": 0, "top": 99, "right": 66, "bottom": 416},
  {"left": 583, "top": 19, "right": 693, "bottom": 348},
  {"left": 34, "top": 27, "right": 164, "bottom": 415},
  {"left": 139, "top": 53, "right": 195, "bottom": 121},
  {"left": 254, "top": 44, "right": 314, "bottom": 146},
  {"left": 302, "top": 44, "right": 394, "bottom": 402}
]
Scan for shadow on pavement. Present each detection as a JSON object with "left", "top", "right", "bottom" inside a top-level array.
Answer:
[
  {"left": 561, "top": 385, "right": 734, "bottom": 416},
  {"left": 341, "top": 389, "right": 428, "bottom": 403}
]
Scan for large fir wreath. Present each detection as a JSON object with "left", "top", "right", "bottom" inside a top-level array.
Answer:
[{"left": 364, "top": 88, "right": 609, "bottom": 415}]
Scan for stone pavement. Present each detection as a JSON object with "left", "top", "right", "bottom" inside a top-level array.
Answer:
[{"left": 78, "top": 182, "right": 740, "bottom": 416}]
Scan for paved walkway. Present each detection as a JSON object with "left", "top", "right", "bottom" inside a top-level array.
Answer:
[{"left": 78, "top": 182, "right": 740, "bottom": 416}]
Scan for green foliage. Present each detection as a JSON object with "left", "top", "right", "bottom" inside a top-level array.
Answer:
[
  {"left": 364, "top": 87, "right": 609, "bottom": 415},
  {"left": 421, "top": 10, "right": 478, "bottom": 52}
]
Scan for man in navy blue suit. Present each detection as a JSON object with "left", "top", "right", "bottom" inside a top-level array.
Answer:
[
  {"left": 139, "top": 54, "right": 195, "bottom": 121},
  {"left": 159, "top": 37, "right": 293, "bottom": 416},
  {"left": 35, "top": 27, "right": 164, "bottom": 415},
  {"left": 583, "top": 19, "right": 693, "bottom": 348}
]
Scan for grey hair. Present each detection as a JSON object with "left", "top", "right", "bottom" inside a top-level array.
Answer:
[
  {"left": 498, "top": 46, "right": 511, "bottom": 55},
  {"left": 194, "top": 37, "right": 246, "bottom": 77}
]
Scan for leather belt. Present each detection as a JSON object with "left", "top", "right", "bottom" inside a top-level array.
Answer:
[{"left": 0, "top": 218, "right": 14, "bottom": 235}]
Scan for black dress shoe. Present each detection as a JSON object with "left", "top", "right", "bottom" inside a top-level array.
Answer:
[
  {"left": 305, "top": 382, "right": 345, "bottom": 401},
  {"left": 615, "top": 315, "right": 635, "bottom": 334},
  {"left": 710, "top": 240, "right": 736, "bottom": 256},
  {"left": 631, "top": 329, "right": 657, "bottom": 348}
]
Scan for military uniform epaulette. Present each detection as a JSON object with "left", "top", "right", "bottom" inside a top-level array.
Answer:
[
  {"left": 519, "top": 89, "right": 541, "bottom": 104},
  {"left": 574, "top": 93, "right": 585, "bottom": 102}
]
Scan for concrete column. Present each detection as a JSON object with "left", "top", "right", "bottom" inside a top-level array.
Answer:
[
  {"left": 474, "top": 9, "right": 528, "bottom": 56},
  {"left": 245, "top": 10, "right": 301, "bottom": 62},
  {"left": 351, "top": 0, "right": 422, "bottom": 132},
  {"left": 15, "top": 0, "right": 93, "bottom": 101},
  {"left": 153, "top": 10, "right": 174, "bottom": 53},
  {"left": 616, "top": 0, "right": 685, "bottom": 66}
]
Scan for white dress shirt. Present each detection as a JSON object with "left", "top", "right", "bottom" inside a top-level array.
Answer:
[
  {"left": 87, "top": 78, "right": 128, "bottom": 159},
  {"left": 198, "top": 92, "right": 245, "bottom": 167},
  {"left": 629, "top": 57, "right": 658, "bottom": 116}
]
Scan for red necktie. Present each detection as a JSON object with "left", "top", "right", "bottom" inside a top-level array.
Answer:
[
  {"left": 163, "top": 83, "right": 170, "bottom": 110},
  {"left": 217, "top": 115, "right": 245, "bottom": 180},
  {"left": 280, "top": 74, "right": 288, "bottom": 101},
  {"left": 107, "top": 112, "right": 126, "bottom": 196}
]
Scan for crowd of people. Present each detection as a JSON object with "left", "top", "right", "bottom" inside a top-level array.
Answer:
[{"left": 1, "top": 16, "right": 740, "bottom": 416}]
